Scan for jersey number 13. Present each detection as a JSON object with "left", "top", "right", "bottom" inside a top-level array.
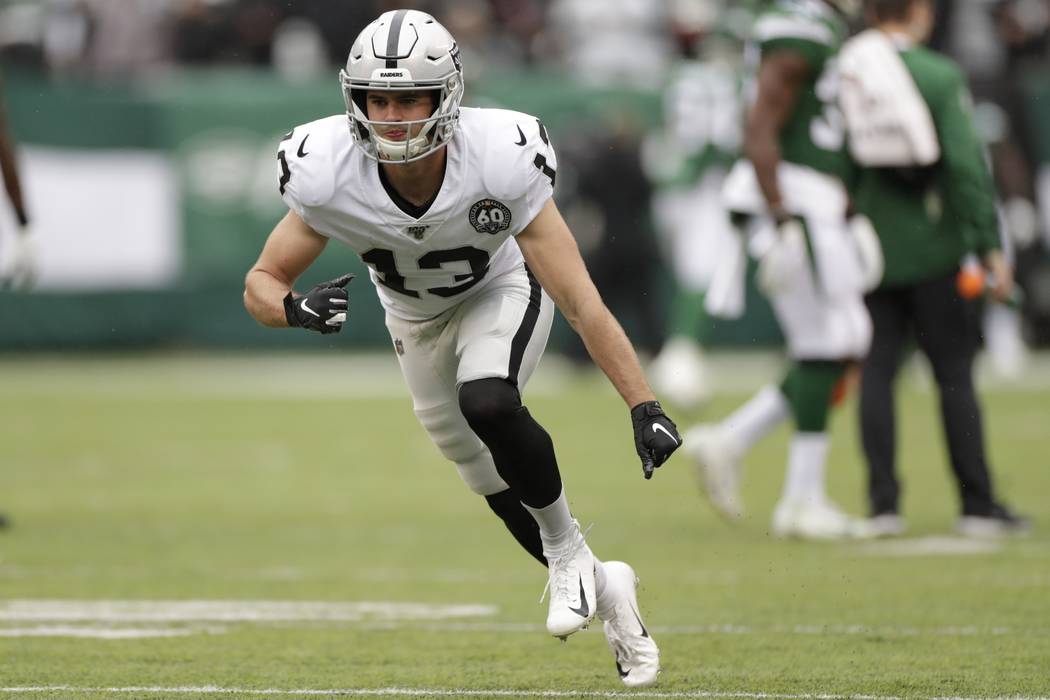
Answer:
[{"left": 362, "top": 246, "right": 491, "bottom": 299}]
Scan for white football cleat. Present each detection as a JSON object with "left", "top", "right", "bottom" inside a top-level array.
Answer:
[
  {"left": 771, "top": 499, "right": 867, "bottom": 540},
  {"left": 598, "top": 561, "right": 660, "bottom": 688},
  {"left": 861, "top": 513, "right": 907, "bottom": 538},
  {"left": 684, "top": 424, "right": 744, "bottom": 520},
  {"left": 541, "top": 521, "right": 596, "bottom": 639}
]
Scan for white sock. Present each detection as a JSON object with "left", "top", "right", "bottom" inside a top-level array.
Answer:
[
  {"left": 781, "top": 432, "right": 829, "bottom": 504},
  {"left": 722, "top": 384, "right": 790, "bottom": 454},
  {"left": 593, "top": 557, "right": 608, "bottom": 608},
  {"left": 523, "top": 489, "right": 575, "bottom": 558}
]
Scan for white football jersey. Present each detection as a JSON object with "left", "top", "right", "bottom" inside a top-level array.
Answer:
[{"left": 277, "top": 107, "right": 558, "bottom": 321}]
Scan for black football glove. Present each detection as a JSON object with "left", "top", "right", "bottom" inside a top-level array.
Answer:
[
  {"left": 630, "top": 400, "right": 682, "bottom": 480},
  {"left": 283, "top": 273, "right": 354, "bottom": 334}
]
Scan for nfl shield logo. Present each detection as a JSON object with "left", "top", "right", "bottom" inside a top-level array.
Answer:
[
  {"left": 406, "top": 225, "right": 428, "bottom": 240},
  {"left": 394, "top": 338, "right": 405, "bottom": 356}
]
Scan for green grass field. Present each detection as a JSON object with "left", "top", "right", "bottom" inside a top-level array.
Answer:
[{"left": 1, "top": 353, "right": 1047, "bottom": 699}]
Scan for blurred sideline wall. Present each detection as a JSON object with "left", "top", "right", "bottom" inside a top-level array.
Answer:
[
  {"left": 1, "top": 68, "right": 716, "bottom": 351},
  {"left": 19, "top": 67, "right": 1050, "bottom": 350}
]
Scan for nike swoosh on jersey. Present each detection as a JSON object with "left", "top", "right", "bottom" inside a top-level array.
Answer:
[
  {"left": 653, "top": 423, "right": 679, "bottom": 445},
  {"left": 299, "top": 298, "right": 320, "bottom": 317},
  {"left": 514, "top": 124, "right": 527, "bottom": 147},
  {"left": 568, "top": 574, "right": 590, "bottom": 618},
  {"left": 297, "top": 134, "right": 310, "bottom": 158}
]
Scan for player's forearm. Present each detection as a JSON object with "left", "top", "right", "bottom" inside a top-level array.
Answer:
[
  {"left": 745, "top": 130, "right": 786, "bottom": 217},
  {"left": 0, "top": 134, "right": 28, "bottom": 225},
  {"left": 569, "top": 300, "right": 655, "bottom": 408},
  {"left": 244, "top": 268, "right": 291, "bottom": 328}
]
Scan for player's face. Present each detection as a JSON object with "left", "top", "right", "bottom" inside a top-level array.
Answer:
[{"left": 366, "top": 90, "right": 435, "bottom": 141}]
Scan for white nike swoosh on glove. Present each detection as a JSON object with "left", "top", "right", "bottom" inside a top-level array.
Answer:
[
  {"left": 300, "top": 298, "right": 320, "bottom": 317},
  {"left": 653, "top": 423, "right": 679, "bottom": 445}
]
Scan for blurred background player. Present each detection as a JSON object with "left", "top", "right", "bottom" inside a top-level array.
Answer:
[
  {"left": 242, "top": 10, "right": 679, "bottom": 686},
  {"left": 840, "top": 0, "right": 1030, "bottom": 538},
  {"left": 643, "top": 0, "right": 748, "bottom": 410},
  {"left": 0, "top": 67, "right": 35, "bottom": 531},
  {"left": 684, "top": 0, "right": 876, "bottom": 540},
  {"left": 0, "top": 68, "right": 33, "bottom": 291}
]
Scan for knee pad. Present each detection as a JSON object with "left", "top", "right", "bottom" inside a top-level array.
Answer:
[
  {"left": 458, "top": 377, "right": 522, "bottom": 430},
  {"left": 414, "top": 402, "right": 507, "bottom": 495}
]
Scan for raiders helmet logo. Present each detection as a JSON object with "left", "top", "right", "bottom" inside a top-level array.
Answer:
[{"left": 468, "top": 199, "right": 512, "bottom": 235}]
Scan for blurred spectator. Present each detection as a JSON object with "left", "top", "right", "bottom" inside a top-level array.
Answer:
[
  {"left": 271, "top": 16, "right": 327, "bottom": 82},
  {"left": 544, "top": 0, "right": 673, "bottom": 87},
  {"left": 169, "top": 0, "right": 230, "bottom": 65},
  {"left": 41, "top": 0, "right": 92, "bottom": 76},
  {"left": 0, "top": 2, "right": 47, "bottom": 70},
  {"left": 80, "top": 0, "right": 170, "bottom": 78},
  {"left": 440, "top": 0, "right": 526, "bottom": 82},
  {"left": 280, "top": 1, "right": 377, "bottom": 66},
  {"left": 848, "top": 0, "right": 1030, "bottom": 536}
]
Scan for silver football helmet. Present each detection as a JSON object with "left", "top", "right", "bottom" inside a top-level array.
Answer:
[{"left": 339, "top": 9, "right": 464, "bottom": 163}]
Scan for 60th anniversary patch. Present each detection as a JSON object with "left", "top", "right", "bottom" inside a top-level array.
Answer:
[{"left": 468, "top": 199, "right": 512, "bottom": 235}]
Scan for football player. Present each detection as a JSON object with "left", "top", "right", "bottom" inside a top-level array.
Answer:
[
  {"left": 243, "top": 10, "right": 680, "bottom": 686},
  {"left": 644, "top": 4, "right": 746, "bottom": 410},
  {"left": 684, "top": 0, "right": 874, "bottom": 539}
]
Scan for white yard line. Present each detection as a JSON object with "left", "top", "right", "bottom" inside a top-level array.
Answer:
[
  {"left": 0, "top": 600, "right": 496, "bottom": 622},
  {"left": 0, "top": 687, "right": 1047, "bottom": 700},
  {"left": 0, "top": 625, "right": 203, "bottom": 639},
  {"left": 0, "top": 601, "right": 1043, "bottom": 638}
]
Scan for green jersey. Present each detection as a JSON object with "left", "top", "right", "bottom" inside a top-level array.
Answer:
[
  {"left": 749, "top": 0, "right": 850, "bottom": 179},
  {"left": 848, "top": 45, "right": 1000, "bottom": 288}
]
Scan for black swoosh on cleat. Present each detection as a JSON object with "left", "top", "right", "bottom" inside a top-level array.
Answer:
[
  {"left": 568, "top": 574, "right": 590, "bottom": 618},
  {"left": 297, "top": 134, "right": 310, "bottom": 158},
  {"left": 514, "top": 124, "right": 527, "bottom": 147},
  {"left": 631, "top": 607, "right": 649, "bottom": 638},
  {"left": 616, "top": 661, "right": 630, "bottom": 679}
]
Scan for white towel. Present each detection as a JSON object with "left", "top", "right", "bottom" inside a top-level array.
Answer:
[
  {"left": 838, "top": 29, "right": 940, "bottom": 167},
  {"left": 705, "top": 229, "right": 747, "bottom": 319}
]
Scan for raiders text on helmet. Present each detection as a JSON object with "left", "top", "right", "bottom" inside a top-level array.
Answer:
[{"left": 339, "top": 9, "right": 464, "bottom": 163}]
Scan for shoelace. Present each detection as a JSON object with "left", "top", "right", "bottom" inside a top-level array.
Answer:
[{"left": 539, "top": 523, "right": 593, "bottom": 604}]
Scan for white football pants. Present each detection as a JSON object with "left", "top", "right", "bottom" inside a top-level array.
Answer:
[{"left": 385, "top": 264, "right": 555, "bottom": 496}]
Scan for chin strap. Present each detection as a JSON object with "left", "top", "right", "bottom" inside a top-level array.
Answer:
[{"left": 374, "top": 111, "right": 443, "bottom": 162}]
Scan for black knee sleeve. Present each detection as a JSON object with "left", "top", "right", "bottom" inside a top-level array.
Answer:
[
  {"left": 485, "top": 489, "right": 547, "bottom": 567},
  {"left": 458, "top": 377, "right": 562, "bottom": 508},
  {"left": 459, "top": 377, "right": 522, "bottom": 429}
]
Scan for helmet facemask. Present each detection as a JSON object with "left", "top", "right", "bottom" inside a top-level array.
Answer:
[{"left": 340, "top": 69, "right": 463, "bottom": 164}]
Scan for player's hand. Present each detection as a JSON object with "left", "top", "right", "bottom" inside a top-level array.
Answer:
[
  {"left": 2, "top": 224, "right": 37, "bottom": 291},
  {"left": 283, "top": 273, "right": 354, "bottom": 334},
  {"left": 757, "top": 218, "right": 806, "bottom": 294},
  {"left": 983, "top": 250, "right": 1015, "bottom": 304},
  {"left": 630, "top": 400, "right": 682, "bottom": 480}
]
